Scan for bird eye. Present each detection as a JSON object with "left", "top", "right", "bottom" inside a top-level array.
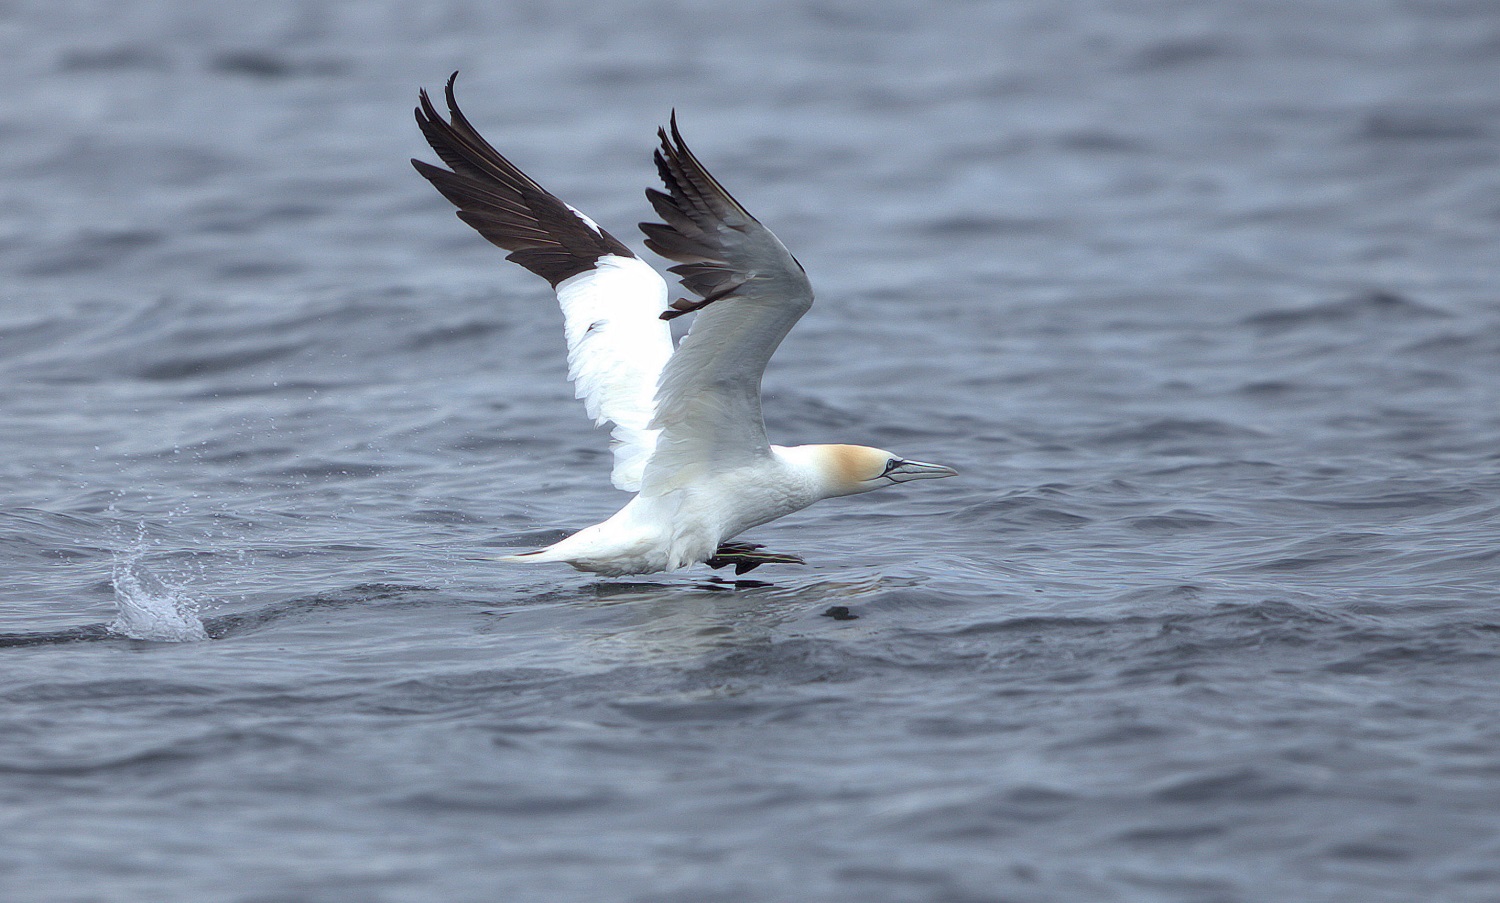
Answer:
[{"left": 882, "top": 457, "right": 900, "bottom": 474}]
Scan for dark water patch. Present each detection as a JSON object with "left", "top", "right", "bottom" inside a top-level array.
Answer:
[
  {"left": 1401, "top": 327, "right": 1500, "bottom": 357},
  {"left": 181, "top": 443, "right": 300, "bottom": 465},
  {"left": 22, "top": 228, "right": 166, "bottom": 277},
  {"left": 402, "top": 508, "right": 487, "bottom": 525},
  {"left": 611, "top": 693, "right": 840, "bottom": 727},
  {"left": 684, "top": 635, "right": 893, "bottom": 686},
  {"left": 192, "top": 199, "right": 330, "bottom": 236},
  {"left": 1091, "top": 417, "right": 1264, "bottom": 448},
  {"left": 1115, "top": 872, "right": 1241, "bottom": 902},
  {"left": 1119, "top": 599, "right": 1369, "bottom": 674},
  {"left": 764, "top": 392, "right": 865, "bottom": 433},
  {"left": 1169, "top": 598, "right": 1355, "bottom": 632},
  {"left": 1128, "top": 37, "right": 1240, "bottom": 71},
  {"left": 1324, "top": 641, "right": 1500, "bottom": 676},
  {"left": 0, "top": 728, "right": 308, "bottom": 778},
  {"left": 579, "top": 58, "right": 704, "bottom": 89},
  {"left": 200, "top": 583, "right": 435, "bottom": 639},
  {"left": 1104, "top": 583, "right": 1213, "bottom": 610},
  {"left": 1242, "top": 289, "right": 1449, "bottom": 331},
  {"left": 207, "top": 49, "right": 350, "bottom": 79},
  {"left": 14, "top": 294, "right": 425, "bottom": 386},
  {"left": 1324, "top": 839, "right": 1414, "bottom": 862},
  {"left": 19, "top": 137, "right": 236, "bottom": 188},
  {"left": 918, "top": 214, "right": 1058, "bottom": 238},
  {"left": 1061, "top": 722, "right": 1180, "bottom": 750},
  {"left": 480, "top": 528, "right": 574, "bottom": 551},
  {"left": 1056, "top": 129, "right": 1148, "bottom": 154},
  {"left": 0, "top": 624, "right": 113, "bottom": 648},
  {"left": 957, "top": 492, "right": 1092, "bottom": 529},
  {"left": 945, "top": 615, "right": 1119, "bottom": 637},
  {"left": 135, "top": 341, "right": 305, "bottom": 380},
  {"left": 181, "top": 381, "right": 346, "bottom": 400},
  {"left": 1234, "top": 379, "right": 1308, "bottom": 398},
  {"left": 377, "top": 666, "right": 574, "bottom": 712},
  {"left": 905, "top": 713, "right": 1030, "bottom": 739},
  {"left": 1294, "top": 485, "right": 1481, "bottom": 513},
  {"left": 271, "top": 460, "right": 395, "bottom": 480},
  {"left": 1242, "top": 530, "right": 1426, "bottom": 576},
  {"left": 1115, "top": 822, "right": 1227, "bottom": 845},
  {"left": 833, "top": 864, "right": 1016, "bottom": 903},
  {"left": 403, "top": 319, "right": 510, "bottom": 351},
  {"left": 58, "top": 44, "right": 171, "bottom": 72},
  {"left": 1359, "top": 108, "right": 1489, "bottom": 142},
  {"left": 211, "top": 258, "right": 305, "bottom": 280},
  {"left": 388, "top": 782, "right": 621, "bottom": 817},
  {"left": 0, "top": 508, "right": 114, "bottom": 553},
  {"left": 1, "top": 678, "right": 216, "bottom": 704},
  {"left": 1123, "top": 509, "right": 1229, "bottom": 533}
]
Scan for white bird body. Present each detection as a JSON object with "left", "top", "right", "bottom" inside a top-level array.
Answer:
[
  {"left": 413, "top": 76, "right": 956, "bottom": 577},
  {"left": 510, "top": 448, "right": 813, "bottom": 576},
  {"left": 508, "top": 444, "right": 865, "bottom": 576}
]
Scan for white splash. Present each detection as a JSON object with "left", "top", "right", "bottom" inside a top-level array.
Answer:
[{"left": 108, "top": 551, "right": 209, "bottom": 643}]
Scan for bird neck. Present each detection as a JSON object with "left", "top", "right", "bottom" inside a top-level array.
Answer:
[{"left": 771, "top": 444, "right": 876, "bottom": 500}]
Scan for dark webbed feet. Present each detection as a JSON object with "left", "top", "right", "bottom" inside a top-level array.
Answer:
[{"left": 705, "top": 541, "right": 806, "bottom": 575}]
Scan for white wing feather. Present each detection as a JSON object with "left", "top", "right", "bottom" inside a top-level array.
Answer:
[
  {"left": 412, "top": 79, "right": 676, "bottom": 494},
  {"left": 554, "top": 255, "right": 673, "bottom": 491}
]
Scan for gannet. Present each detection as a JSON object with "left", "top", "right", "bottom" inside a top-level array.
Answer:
[{"left": 413, "top": 75, "right": 956, "bottom": 577}]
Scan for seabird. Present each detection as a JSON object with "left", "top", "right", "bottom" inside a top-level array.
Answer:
[{"left": 413, "top": 75, "right": 956, "bottom": 577}]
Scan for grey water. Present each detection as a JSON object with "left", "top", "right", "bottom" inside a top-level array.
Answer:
[{"left": 3, "top": 2, "right": 1499, "bottom": 901}]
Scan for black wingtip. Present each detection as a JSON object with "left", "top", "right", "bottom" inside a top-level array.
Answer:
[
  {"left": 444, "top": 71, "right": 461, "bottom": 114},
  {"left": 411, "top": 73, "right": 637, "bottom": 286},
  {"left": 414, "top": 73, "right": 457, "bottom": 119}
]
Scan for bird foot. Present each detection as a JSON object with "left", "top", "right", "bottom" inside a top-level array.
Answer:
[{"left": 705, "top": 541, "right": 805, "bottom": 575}]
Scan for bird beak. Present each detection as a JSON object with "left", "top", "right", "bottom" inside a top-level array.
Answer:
[{"left": 886, "top": 459, "right": 958, "bottom": 482}]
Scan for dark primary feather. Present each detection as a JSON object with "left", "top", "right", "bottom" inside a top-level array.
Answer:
[
  {"left": 411, "top": 73, "right": 635, "bottom": 287},
  {"left": 640, "top": 113, "right": 808, "bottom": 320}
]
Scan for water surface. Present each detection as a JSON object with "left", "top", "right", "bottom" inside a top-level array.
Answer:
[{"left": 3, "top": 2, "right": 1500, "bottom": 901}]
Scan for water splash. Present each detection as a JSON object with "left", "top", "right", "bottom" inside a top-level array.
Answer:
[{"left": 108, "top": 546, "right": 209, "bottom": 642}]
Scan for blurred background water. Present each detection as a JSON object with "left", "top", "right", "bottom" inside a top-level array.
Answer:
[{"left": 3, "top": 2, "right": 1500, "bottom": 901}]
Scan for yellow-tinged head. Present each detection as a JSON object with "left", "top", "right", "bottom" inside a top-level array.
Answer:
[{"left": 810, "top": 444, "right": 959, "bottom": 498}]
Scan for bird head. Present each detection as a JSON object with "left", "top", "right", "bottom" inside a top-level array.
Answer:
[{"left": 820, "top": 444, "right": 958, "bottom": 498}]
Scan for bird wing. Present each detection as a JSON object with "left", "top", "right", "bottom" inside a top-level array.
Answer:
[
  {"left": 412, "top": 75, "right": 673, "bottom": 492},
  {"left": 636, "top": 114, "right": 815, "bottom": 496}
]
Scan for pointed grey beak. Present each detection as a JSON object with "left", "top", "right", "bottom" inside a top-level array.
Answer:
[{"left": 886, "top": 459, "right": 958, "bottom": 483}]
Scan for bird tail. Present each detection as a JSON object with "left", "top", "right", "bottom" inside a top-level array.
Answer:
[
  {"left": 479, "top": 527, "right": 603, "bottom": 568},
  {"left": 487, "top": 549, "right": 560, "bottom": 564}
]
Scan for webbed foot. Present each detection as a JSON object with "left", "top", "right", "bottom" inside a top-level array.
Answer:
[{"left": 705, "top": 541, "right": 806, "bottom": 575}]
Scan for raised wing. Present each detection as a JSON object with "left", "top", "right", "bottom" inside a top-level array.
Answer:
[
  {"left": 636, "top": 114, "right": 815, "bottom": 496},
  {"left": 412, "top": 75, "right": 673, "bottom": 491}
]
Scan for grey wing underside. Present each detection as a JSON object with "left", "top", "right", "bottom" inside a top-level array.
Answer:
[{"left": 636, "top": 114, "right": 815, "bottom": 495}]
